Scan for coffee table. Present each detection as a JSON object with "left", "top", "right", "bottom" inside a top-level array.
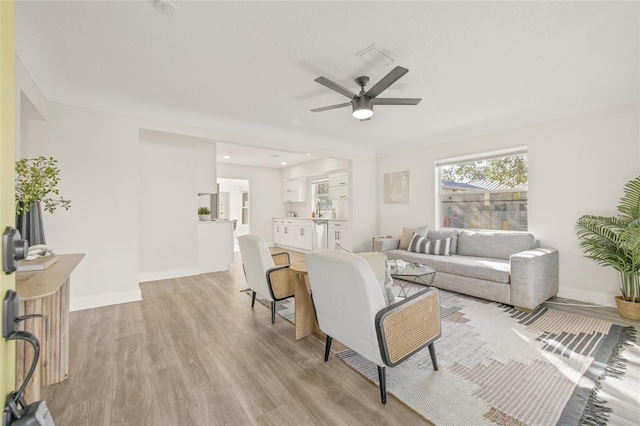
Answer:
[{"left": 388, "top": 260, "right": 436, "bottom": 297}]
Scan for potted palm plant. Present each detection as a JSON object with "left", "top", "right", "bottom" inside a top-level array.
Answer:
[
  {"left": 575, "top": 176, "right": 640, "bottom": 320},
  {"left": 198, "top": 206, "right": 211, "bottom": 221},
  {"left": 15, "top": 156, "right": 71, "bottom": 245}
]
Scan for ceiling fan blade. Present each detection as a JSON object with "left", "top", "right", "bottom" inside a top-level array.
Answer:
[
  {"left": 364, "top": 66, "right": 409, "bottom": 98},
  {"left": 373, "top": 98, "right": 422, "bottom": 105},
  {"left": 310, "top": 102, "right": 352, "bottom": 113},
  {"left": 314, "top": 77, "right": 357, "bottom": 99}
]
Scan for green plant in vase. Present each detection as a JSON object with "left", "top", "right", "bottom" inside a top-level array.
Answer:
[
  {"left": 198, "top": 206, "right": 211, "bottom": 221},
  {"left": 15, "top": 156, "right": 71, "bottom": 245},
  {"left": 575, "top": 176, "right": 640, "bottom": 319}
]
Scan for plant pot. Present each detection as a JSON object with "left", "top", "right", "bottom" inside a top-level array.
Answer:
[
  {"left": 615, "top": 296, "right": 640, "bottom": 321},
  {"left": 16, "top": 201, "right": 46, "bottom": 245},
  {"left": 199, "top": 215, "right": 210, "bottom": 221}
]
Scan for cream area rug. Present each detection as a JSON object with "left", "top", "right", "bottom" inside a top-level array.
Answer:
[
  {"left": 336, "top": 289, "right": 639, "bottom": 426},
  {"left": 252, "top": 286, "right": 638, "bottom": 425}
]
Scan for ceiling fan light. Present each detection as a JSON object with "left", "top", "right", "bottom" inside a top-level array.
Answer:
[
  {"left": 352, "top": 96, "right": 374, "bottom": 119},
  {"left": 352, "top": 107, "right": 373, "bottom": 119}
]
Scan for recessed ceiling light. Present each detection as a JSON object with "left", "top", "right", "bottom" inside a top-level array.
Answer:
[
  {"left": 223, "top": 155, "right": 231, "bottom": 159},
  {"left": 281, "top": 162, "right": 288, "bottom": 165},
  {"left": 305, "top": 153, "right": 311, "bottom": 156}
]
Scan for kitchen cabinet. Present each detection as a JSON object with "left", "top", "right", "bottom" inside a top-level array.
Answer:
[
  {"left": 328, "top": 221, "right": 351, "bottom": 251},
  {"left": 273, "top": 220, "right": 284, "bottom": 244},
  {"left": 329, "top": 172, "right": 348, "bottom": 200},
  {"left": 294, "top": 224, "right": 313, "bottom": 250},
  {"left": 273, "top": 219, "right": 291, "bottom": 246},
  {"left": 329, "top": 186, "right": 348, "bottom": 200},
  {"left": 282, "top": 177, "right": 308, "bottom": 202},
  {"left": 329, "top": 172, "right": 348, "bottom": 187},
  {"left": 273, "top": 219, "right": 312, "bottom": 250}
]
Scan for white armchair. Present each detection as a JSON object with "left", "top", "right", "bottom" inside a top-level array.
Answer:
[
  {"left": 238, "top": 234, "right": 294, "bottom": 324},
  {"left": 305, "top": 249, "right": 441, "bottom": 404}
]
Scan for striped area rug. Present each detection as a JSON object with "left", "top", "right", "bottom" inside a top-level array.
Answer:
[{"left": 335, "top": 289, "right": 639, "bottom": 426}]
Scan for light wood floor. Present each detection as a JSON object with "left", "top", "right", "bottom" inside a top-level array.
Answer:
[
  {"left": 41, "top": 249, "right": 429, "bottom": 425},
  {"left": 41, "top": 248, "right": 638, "bottom": 425}
]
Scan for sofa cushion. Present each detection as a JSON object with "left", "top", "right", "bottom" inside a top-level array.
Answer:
[
  {"left": 408, "top": 234, "right": 452, "bottom": 256},
  {"left": 457, "top": 230, "right": 536, "bottom": 260},
  {"left": 385, "top": 249, "right": 511, "bottom": 284},
  {"left": 399, "top": 225, "right": 428, "bottom": 250},
  {"left": 427, "top": 229, "right": 459, "bottom": 254}
]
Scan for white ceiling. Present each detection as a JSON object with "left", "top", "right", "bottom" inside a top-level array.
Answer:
[
  {"left": 14, "top": 1, "right": 639, "bottom": 159},
  {"left": 216, "top": 141, "right": 319, "bottom": 169}
]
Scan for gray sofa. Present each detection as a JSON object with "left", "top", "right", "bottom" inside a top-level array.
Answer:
[{"left": 375, "top": 229, "right": 559, "bottom": 312}]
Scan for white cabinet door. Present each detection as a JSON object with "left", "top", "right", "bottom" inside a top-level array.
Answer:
[
  {"left": 328, "top": 222, "right": 352, "bottom": 251},
  {"left": 282, "top": 192, "right": 299, "bottom": 202},
  {"left": 273, "top": 222, "right": 282, "bottom": 244},
  {"left": 281, "top": 223, "right": 295, "bottom": 247},
  {"left": 273, "top": 219, "right": 290, "bottom": 245},
  {"left": 329, "top": 172, "right": 349, "bottom": 200},
  {"left": 329, "top": 172, "right": 348, "bottom": 187},
  {"left": 329, "top": 186, "right": 348, "bottom": 200},
  {"left": 281, "top": 178, "right": 308, "bottom": 202},
  {"left": 295, "top": 226, "right": 313, "bottom": 250}
]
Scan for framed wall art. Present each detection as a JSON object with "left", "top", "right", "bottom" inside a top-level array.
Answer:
[{"left": 384, "top": 170, "right": 411, "bottom": 203}]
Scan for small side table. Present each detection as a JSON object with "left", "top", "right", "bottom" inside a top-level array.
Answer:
[
  {"left": 289, "top": 261, "right": 319, "bottom": 340},
  {"left": 372, "top": 236, "right": 398, "bottom": 252}
]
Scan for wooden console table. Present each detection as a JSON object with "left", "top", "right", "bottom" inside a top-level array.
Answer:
[{"left": 15, "top": 253, "right": 84, "bottom": 402}]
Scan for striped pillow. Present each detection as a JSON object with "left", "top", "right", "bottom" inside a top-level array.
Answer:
[{"left": 407, "top": 233, "right": 452, "bottom": 256}]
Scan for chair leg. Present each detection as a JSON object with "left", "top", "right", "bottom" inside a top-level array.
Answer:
[
  {"left": 271, "top": 301, "right": 276, "bottom": 324},
  {"left": 428, "top": 342, "right": 438, "bottom": 370},
  {"left": 251, "top": 291, "right": 257, "bottom": 308},
  {"left": 377, "top": 366, "right": 387, "bottom": 404},
  {"left": 324, "top": 336, "right": 333, "bottom": 361}
]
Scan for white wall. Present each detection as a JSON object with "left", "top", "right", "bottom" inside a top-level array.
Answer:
[
  {"left": 217, "top": 163, "right": 283, "bottom": 244},
  {"left": 24, "top": 104, "right": 142, "bottom": 311},
  {"left": 138, "top": 129, "right": 202, "bottom": 282},
  {"left": 351, "top": 156, "right": 377, "bottom": 252},
  {"left": 15, "top": 55, "right": 48, "bottom": 159},
  {"left": 377, "top": 103, "right": 640, "bottom": 306}
]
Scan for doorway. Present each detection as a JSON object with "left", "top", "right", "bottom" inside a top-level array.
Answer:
[{"left": 218, "top": 178, "right": 249, "bottom": 250}]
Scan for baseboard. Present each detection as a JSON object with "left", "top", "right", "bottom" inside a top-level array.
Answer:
[
  {"left": 138, "top": 267, "right": 200, "bottom": 283},
  {"left": 70, "top": 288, "right": 142, "bottom": 312},
  {"left": 557, "top": 287, "right": 617, "bottom": 307}
]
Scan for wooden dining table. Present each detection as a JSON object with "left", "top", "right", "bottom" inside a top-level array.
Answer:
[{"left": 288, "top": 261, "right": 321, "bottom": 340}]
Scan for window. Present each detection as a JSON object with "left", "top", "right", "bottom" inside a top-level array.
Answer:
[
  {"left": 241, "top": 192, "right": 249, "bottom": 225},
  {"left": 436, "top": 149, "right": 528, "bottom": 231},
  {"left": 311, "top": 179, "right": 332, "bottom": 217}
]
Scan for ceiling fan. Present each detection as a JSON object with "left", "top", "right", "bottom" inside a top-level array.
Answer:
[{"left": 311, "top": 66, "right": 421, "bottom": 120}]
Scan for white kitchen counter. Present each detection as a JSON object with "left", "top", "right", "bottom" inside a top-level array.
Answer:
[{"left": 197, "top": 219, "right": 233, "bottom": 273}]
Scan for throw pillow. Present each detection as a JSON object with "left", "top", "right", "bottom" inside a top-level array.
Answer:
[
  {"left": 399, "top": 225, "right": 428, "bottom": 250},
  {"left": 408, "top": 233, "right": 452, "bottom": 256}
]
